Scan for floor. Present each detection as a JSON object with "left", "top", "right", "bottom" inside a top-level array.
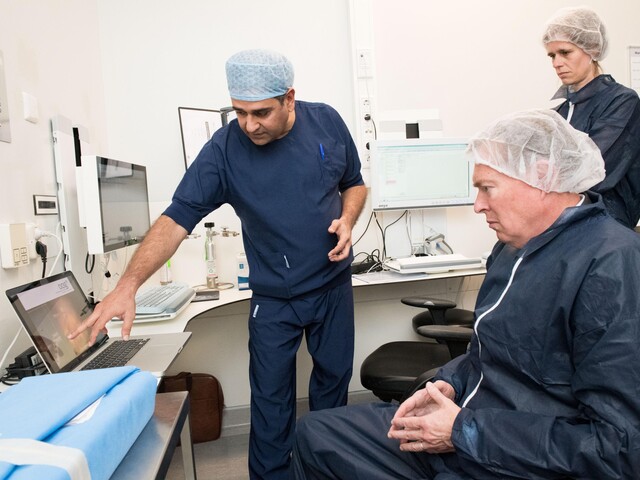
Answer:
[
  {"left": 167, "top": 391, "right": 379, "bottom": 479},
  {"left": 167, "top": 433, "right": 250, "bottom": 479}
]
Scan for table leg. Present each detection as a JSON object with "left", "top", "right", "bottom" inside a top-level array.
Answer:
[{"left": 180, "top": 412, "right": 197, "bottom": 480}]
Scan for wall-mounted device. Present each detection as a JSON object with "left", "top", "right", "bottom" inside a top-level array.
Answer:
[
  {"left": 32, "top": 194, "right": 59, "bottom": 215},
  {"left": 369, "top": 138, "right": 475, "bottom": 211},
  {"left": 50, "top": 116, "right": 93, "bottom": 294},
  {"left": 78, "top": 155, "right": 151, "bottom": 255},
  {"left": 0, "top": 223, "right": 30, "bottom": 268},
  {"left": 376, "top": 109, "right": 443, "bottom": 141},
  {"left": 178, "top": 107, "right": 228, "bottom": 170}
]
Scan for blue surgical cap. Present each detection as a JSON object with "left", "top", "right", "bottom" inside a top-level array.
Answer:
[{"left": 225, "top": 49, "right": 294, "bottom": 101}]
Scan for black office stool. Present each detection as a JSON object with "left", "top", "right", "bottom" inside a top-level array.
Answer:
[{"left": 360, "top": 297, "right": 474, "bottom": 403}]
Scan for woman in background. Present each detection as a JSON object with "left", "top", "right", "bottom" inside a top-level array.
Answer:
[{"left": 543, "top": 6, "right": 640, "bottom": 228}]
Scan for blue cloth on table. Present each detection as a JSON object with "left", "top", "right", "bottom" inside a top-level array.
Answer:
[{"left": 0, "top": 366, "right": 156, "bottom": 480}]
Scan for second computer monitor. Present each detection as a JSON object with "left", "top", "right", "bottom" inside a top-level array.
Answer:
[{"left": 369, "top": 138, "right": 475, "bottom": 211}]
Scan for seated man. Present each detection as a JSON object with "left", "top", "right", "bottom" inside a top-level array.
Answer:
[{"left": 290, "top": 109, "right": 640, "bottom": 479}]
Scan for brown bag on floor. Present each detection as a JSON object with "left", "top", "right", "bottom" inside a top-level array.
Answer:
[{"left": 158, "top": 372, "right": 224, "bottom": 443}]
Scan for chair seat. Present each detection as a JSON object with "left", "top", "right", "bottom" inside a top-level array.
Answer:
[{"left": 360, "top": 341, "right": 451, "bottom": 402}]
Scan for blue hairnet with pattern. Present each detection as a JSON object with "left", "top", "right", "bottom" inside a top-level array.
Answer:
[
  {"left": 467, "top": 109, "right": 605, "bottom": 193},
  {"left": 225, "top": 49, "right": 294, "bottom": 101}
]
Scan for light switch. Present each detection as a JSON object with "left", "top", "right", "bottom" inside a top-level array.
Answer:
[{"left": 0, "top": 223, "right": 30, "bottom": 268}]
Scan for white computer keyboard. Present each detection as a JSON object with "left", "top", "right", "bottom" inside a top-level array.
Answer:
[
  {"left": 135, "top": 282, "right": 195, "bottom": 315},
  {"left": 386, "top": 254, "right": 483, "bottom": 274}
]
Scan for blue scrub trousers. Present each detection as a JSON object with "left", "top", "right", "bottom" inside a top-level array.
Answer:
[
  {"left": 290, "top": 403, "right": 469, "bottom": 480},
  {"left": 248, "top": 280, "right": 355, "bottom": 480}
]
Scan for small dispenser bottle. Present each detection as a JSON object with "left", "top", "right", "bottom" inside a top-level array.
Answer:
[
  {"left": 237, "top": 252, "right": 250, "bottom": 290},
  {"left": 204, "top": 222, "right": 218, "bottom": 289}
]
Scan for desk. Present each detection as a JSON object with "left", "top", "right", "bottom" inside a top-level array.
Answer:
[
  {"left": 107, "top": 267, "right": 486, "bottom": 338},
  {"left": 108, "top": 287, "right": 252, "bottom": 337},
  {"left": 111, "top": 391, "right": 196, "bottom": 480},
  {"left": 106, "top": 267, "right": 486, "bottom": 406},
  {"left": 351, "top": 267, "right": 486, "bottom": 287}
]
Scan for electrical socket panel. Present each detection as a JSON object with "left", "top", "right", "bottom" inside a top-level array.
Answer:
[
  {"left": 0, "top": 223, "right": 30, "bottom": 268},
  {"left": 360, "top": 97, "right": 372, "bottom": 116},
  {"left": 360, "top": 97, "right": 375, "bottom": 167}
]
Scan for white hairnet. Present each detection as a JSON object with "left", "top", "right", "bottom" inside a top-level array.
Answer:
[
  {"left": 467, "top": 109, "right": 605, "bottom": 193},
  {"left": 542, "top": 6, "right": 608, "bottom": 61},
  {"left": 225, "top": 49, "right": 294, "bottom": 101}
]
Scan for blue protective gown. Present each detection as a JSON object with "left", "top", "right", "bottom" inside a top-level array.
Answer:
[
  {"left": 291, "top": 193, "right": 640, "bottom": 479},
  {"left": 441, "top": 192, "right": 640, "bottom": 478},
  {"left": 552, "top": 74, "right": 640, "bottom": 228},
  {"left": 164, "top": 100, "right": 363, "bottom": 479}
]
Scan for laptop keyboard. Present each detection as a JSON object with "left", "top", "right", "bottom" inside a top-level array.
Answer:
[{"left": 81, "top": 338, "right": 150, "bottom": 370}]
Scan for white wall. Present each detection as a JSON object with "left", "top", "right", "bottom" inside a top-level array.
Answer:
[
  {"left": 368, "top": 0, "right": 638, "bottom": 129},
  {"left": 95, "top": 0, "right": 356, "bottom": 205},
  {"left": 350, "top": 0, "right": 640, "bottom": 259},
  {"left": 1, "top": 1, "right": 639, "bottom": 407},
  {"left": 0, "top": 0, "right": 108, "bottom": 370},
  {"left": 89, "top": 0, "right": 357, "bottom": 295}
]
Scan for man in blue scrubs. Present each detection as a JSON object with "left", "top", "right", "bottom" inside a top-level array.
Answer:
[{"left": 71, "top": 49, "right": 367, "bottom": 479}]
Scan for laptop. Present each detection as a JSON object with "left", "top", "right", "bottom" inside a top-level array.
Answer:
[{"left": 5, "top": 271, "right": 191, "bottom": 377}]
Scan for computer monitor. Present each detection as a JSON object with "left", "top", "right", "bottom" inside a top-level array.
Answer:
[
  {"left": 369, "top": 138, "right": 475, "bottom": 211},
  {"left": 78, "top": 155, "right": 151, "bottom": 254}
]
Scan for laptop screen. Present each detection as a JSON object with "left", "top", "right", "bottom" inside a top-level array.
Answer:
[{"left": 6, "top": 271, "right": 107, "bottom": 373}]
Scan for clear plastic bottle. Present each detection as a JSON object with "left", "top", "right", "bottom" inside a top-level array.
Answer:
[
  {"left": 204, "top": 222, "right": 218, "bottom": 289},
  {"left": 160, "top": 259, "right": 172, "bottom": 285}
]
